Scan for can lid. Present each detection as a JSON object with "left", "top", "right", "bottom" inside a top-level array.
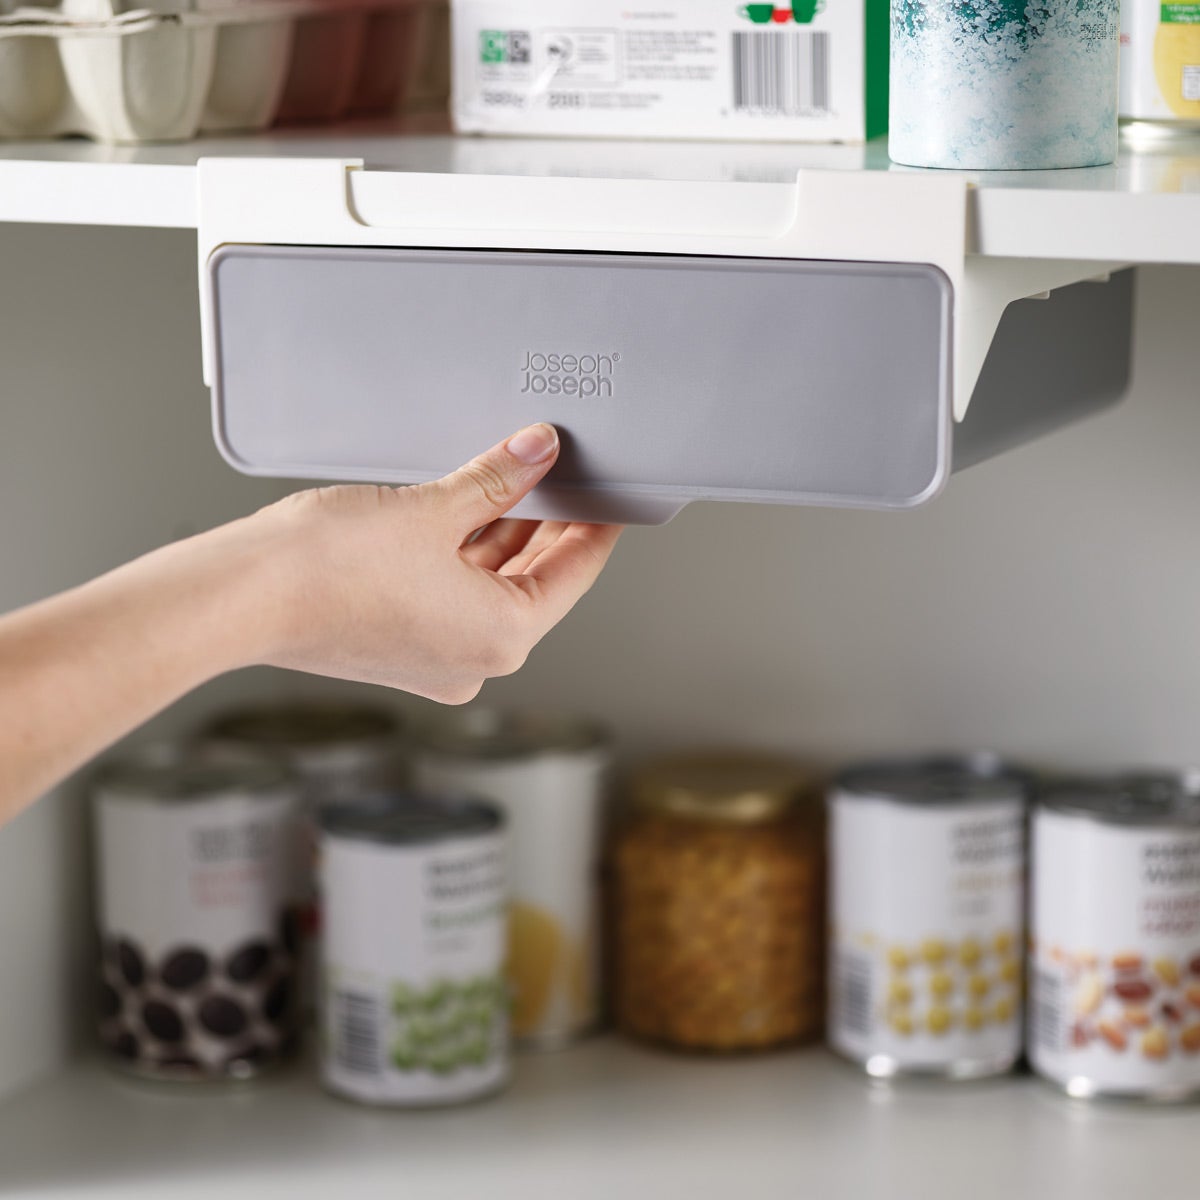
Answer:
[
  {"left": 204, "top": 703, "right": 399, "bottom": 751},
  {"left": 834, "top": 754, "right": 1028, "bottom": 806},
  {"left": 1038, "top": 771, "right": 1200, "bottom": 827},
  {"left": 632, "top": 752, "right": 815, "bottom": 825},
  {"left": 317, "top": 791, "right": 504, "bottom": 844},
  {"left": 412, "top": 708, "right": 608, "bottom": 761},
  {"left": 94, "top": 754, "right": 290, "bottom": 801}
]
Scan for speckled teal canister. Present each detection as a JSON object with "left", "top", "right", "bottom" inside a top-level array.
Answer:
[{"left": 889, "top": 0, "right": 1120, "bottom": 169}]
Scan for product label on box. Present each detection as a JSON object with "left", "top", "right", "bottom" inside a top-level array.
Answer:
[
  {"left": 1029, "top": 810, "right": 1200, "bottom": 1096},
  {"left": 828, "top": 793, "right": 1025, "bottom": 1072},
  {"left": 452, "top": 0, "right": 885, "bottom": 142}
]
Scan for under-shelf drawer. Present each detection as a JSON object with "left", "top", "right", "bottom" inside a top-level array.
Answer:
[{"left": 207, "top": 243, "right": 1134, "bottom": 524}]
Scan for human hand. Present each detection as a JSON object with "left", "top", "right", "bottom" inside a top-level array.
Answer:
[{"left": 234, "top": 423, "right": 622, "bottom": 703}]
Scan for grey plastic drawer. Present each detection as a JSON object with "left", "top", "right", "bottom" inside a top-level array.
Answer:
[{"left": 208, "top": 246, "right": 952, "bottom": 524}]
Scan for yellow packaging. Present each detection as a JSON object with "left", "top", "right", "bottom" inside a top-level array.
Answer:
[{"left": 1121, "top": 0, "right": 1200, "bottom": 127}]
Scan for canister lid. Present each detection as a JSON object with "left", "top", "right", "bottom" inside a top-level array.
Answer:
[
  {"left": 94, "top": 753, "right": 290, "bottom": 802},
  {"left": 412, "top": 708, "right": 609, "bottom": 761},
  {"left": 632, "top": 752, "right": 815, "bottom": 824},
  {"left": 317, "top": 791, "right": 504, "bottom": 844},
  {"left": 834, "top": 754, "right": 1028, "bottom": 806},
  {"left": 1038, "top": 771, "right": 1200, "bottom": 827}
]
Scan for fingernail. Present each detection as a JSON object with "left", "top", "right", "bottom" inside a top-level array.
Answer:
[{"left": 506, "top": 423, "right": 559, "bottom": 465}]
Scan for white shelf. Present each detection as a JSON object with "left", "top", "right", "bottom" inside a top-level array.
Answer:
[
  {"left": 0, "top": 119, "right": 1198, "bottom": 265},
  {"left": 2, "top": 1040, "right": 1198, "bottom": 1199}
]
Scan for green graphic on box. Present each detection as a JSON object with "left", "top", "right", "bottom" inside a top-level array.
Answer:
[
  {"left": 738, "top": 2, "right": 825, "bottom": 23},
  {"left": 480, "top": 30, "right": 507, "bottom": 62},
  {"left": 1161, "top": 2, "right": 1200, "bottom": 22}
]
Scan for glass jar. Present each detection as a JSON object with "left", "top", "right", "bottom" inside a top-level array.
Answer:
[{"left": 613, "top": 753, "right": 823, "bottom": 1052}]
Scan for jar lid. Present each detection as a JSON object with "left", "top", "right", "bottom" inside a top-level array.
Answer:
[
  {"left": 317, "top": 791, "right": 504, "bottom": 844},
  {"left": 632, "top": 752, "right": 815, "bottom": 824},
  {"left": 413, "top": 708, "right": 609, "bottom": 761}
]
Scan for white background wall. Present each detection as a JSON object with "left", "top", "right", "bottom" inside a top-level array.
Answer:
[{"left": 1, "top": 221, "right": 1198, "bottom": 1099}]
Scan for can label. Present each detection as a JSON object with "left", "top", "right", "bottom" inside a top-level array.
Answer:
[
  {"left": 829, "top": 793, "right": 1025, "bottom": 1071},
  {"left": 1029, "top": 810, "right": 1200, "bottom": 1095},
  {"left": 94, "top": 786, "right": 302, "bottom": 1076},
  {"left": 319, "top": 831, "right": 509, "bottom": 1105},
  {"left": 1120, "top": 0, "right": 1200, "bottom": 120},
  {"left": 414, "top": 753, "right": 606, "bottom": 1047}
]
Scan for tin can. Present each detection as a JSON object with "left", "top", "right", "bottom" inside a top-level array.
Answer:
[
  {"left": 1120, "top": 0, "right": 1200, "bottom": 133},
  {"left": 92, "top": 752, "right": 303, "bottom": 1081},
  {"left": 828, "top": 756, "right": 1028, "bottom": 1078},
  {"left": 317, "top": 792, "right": 510, "bottom": 1106},
  {"left": 889, "top": 0, "right": 1120, "bottom": 168},
  {"left": 203, "top": 702, "right": 405, "bottom": 1020},
  {"left": 411, "top": 710, "right": 610, "bottom": 1049},
  {"left": 1028, "top": 773, "right": 1200, "bottom": 1101},
  {"left": 202, "top": 703, "right": 404, "bottom": 801}
]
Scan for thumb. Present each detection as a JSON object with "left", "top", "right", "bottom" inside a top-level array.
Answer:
[{"left": 431, "top": 423, "right": 561, "bottom": 533}]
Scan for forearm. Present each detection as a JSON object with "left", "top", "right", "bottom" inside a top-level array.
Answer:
[{"left": 0, "top": 518, "right": 281, "bottom": 823}]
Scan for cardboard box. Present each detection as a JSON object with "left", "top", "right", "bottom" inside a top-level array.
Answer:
[{"left": 451, "top": 0, "right": 888, "bottom": 142}]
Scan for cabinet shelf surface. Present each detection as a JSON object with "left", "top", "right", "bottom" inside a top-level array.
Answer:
[
  {"left": 0, "top": 120, "right": 1198, "bottom": 266},
  {"left": 1, "top": 1040, "right": 1197, "bottom": 1200}
]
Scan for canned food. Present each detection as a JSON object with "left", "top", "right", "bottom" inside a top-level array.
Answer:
[
  {"left": 412, "top": 710, "right": 609, "bottom": 1049},
  {"left": 92, "top": 751, "right": 303, "bottom": 1081},
  {"left": 317, "top": 792, "right": 509, "bottom": 1106},
  {"left": 203, "top": 702, "right": 405, "bottom": 1020},
  {"left": 202, "top": 703, "right": 404, "bottom": 801},
  {"left": 614, "top": 752, "right": 824, "bottom": 1052},
  {"left": 828, "top": 756, "right": 1028, "bottom": 1079},
  {"left": 1029, "top": 772, "right": 1200, "bottom": 1101}
]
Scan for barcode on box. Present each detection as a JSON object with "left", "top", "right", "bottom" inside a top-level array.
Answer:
[
  {"left": 335, "top": 990, "right": 381, "bottom": 1076},
  {"left": 836, "top": 951, "right": 874, "bottom": 1037},
  {"left": 1031, "top": 969, "right": 1064, "bottom": 1054},
  {"left": 731, "top": 31, "right": 830, "bottom": 115}
]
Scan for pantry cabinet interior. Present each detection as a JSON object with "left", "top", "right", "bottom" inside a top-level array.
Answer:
[{"left": 2, "top": 126, "right": 1200, "bottom": 1196}]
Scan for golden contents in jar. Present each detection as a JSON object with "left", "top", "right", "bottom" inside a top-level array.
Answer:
[
  {"left": 613, "top": 808, "right": 822, "bottom": 1053},
  {"left": 959, "top": 938, "right": 982, "bottom": 970},
  {"left": 887, "top": 945, "right": 912, "bottom": 973}
]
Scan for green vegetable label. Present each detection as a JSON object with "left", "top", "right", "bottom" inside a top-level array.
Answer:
[
  {"left": 390, "top": 975, "right": 507, "bottom": 1075},
  {"left": 1162, "top": 2, "right": 1200, "bottom": 22}
]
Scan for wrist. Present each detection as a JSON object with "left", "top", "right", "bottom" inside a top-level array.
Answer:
[{"left": 138, "top": 513, "right": 297, "bottom": 684}]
